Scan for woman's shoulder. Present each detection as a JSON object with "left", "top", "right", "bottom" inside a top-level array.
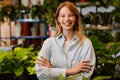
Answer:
[
  {"left": 44, "top": 37, "right": 56, "bottom": 43},
  {"left": 83, "top": 38, "right": 92, "bottom": 45}
]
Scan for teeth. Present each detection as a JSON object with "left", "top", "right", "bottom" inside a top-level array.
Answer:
[
  {"left": 65, "top": 23, "right": 70, "bottom": 25},
  {"left": 64, "top": 22, "right": 71, "bottom": 25}
]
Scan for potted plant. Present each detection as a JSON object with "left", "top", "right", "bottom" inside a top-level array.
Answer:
[
  {"left": 0, "top": 46, "right": 40, "bottom": 80},
  {"left": 41, "top": 0, "right": 59, "bottom": 37},
  {"left": 30, "top": 5, "right": 41, "bottom": 19},
  {"left": 42, "top": 0, "right": 59, "bottom": 25},
  {"left": 0, "top": 4, "right": 17, "bottom": 22},
  {"left": 89, "top": 35, "right": 120, "bottom": 80}
]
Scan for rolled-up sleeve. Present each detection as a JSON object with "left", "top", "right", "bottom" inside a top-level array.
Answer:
[
  {"left": 80, "top": 39, "right": 96, "bottom": 79},
  {"left": 35, "top": 38, "right": 67, "bottom": 80}
]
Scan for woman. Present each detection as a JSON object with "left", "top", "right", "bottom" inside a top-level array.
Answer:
[{"left": 35, "top": 1, "right": 96, "bottom": 80}]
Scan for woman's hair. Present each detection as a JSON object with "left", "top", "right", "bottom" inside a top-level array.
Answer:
[{"left": 54, "top": 1, "right": 86, "bottom": 45}]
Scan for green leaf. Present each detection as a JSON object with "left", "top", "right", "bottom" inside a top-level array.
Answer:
[
  {"left": 27, "top": 67, "right": 35, "bottom": 75},
  {"left": 112, "top": 0, "right": 120, "bottom": 9},
  {"left": 110, "top": 42, "right": 120, "bottom": 55},
  {"left": 67, "top": 74, "right": 87, "bottom": 80},
  {"left": 93, "top": 76, "right": 112, "bottom": 80},
  {"left": 89, "top": 35, "right": 106, "bottom": 50},
  {"left": 0, "top": 50, "right": 6, "bottom": 63},
  {"left": 14, "top": 66, "right": 24, "bottom": 77},
  {"left": 58, "top": 74, "right": 64, "bottom": 80}
]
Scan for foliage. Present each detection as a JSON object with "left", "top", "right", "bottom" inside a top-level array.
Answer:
[
  {"left": 90, "top": 0, "right": 120, "bottom": 23},
  {"left": 58, "top": 73, "right": 87, "bottom": 80},
  {"left": 42, "top": 0, "right": 59, "bottom": 25},
  {"left": 0, "top": 5, "right": 17, "bottom": 22},
  {"left": 89, "top": 35, "right": 120, "bottom": 80},
  {"left": 0, "top": 46, "right": 39, "bottom": 78},
  {"left": 0, "top": 4, "right": 30, "bottom": 22},
  {"left": 30, "top": 5, "right": 44, "bottom": 19}
]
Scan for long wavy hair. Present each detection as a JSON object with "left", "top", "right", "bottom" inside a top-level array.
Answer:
[{"left": 54, "top": 2, "right": 86, "bottom": 45}]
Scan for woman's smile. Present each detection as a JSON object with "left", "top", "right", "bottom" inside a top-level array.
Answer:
[
  {"left": 63, "top": 20, "right": 72, "bottom": 26},
  {"left": 58, "top": 6, "right": 76, "bottom": 30}
]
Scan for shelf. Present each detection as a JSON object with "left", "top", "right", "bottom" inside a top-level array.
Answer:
[
  {"left": 75, "top": 2, "right": 91, "bottom": 7},
  {"left": 0, "top": 47, "right": 12, "bottom": 52},
  {"left": 75, "top": 2, "right": 106, "bottom": 7},
  {"left": 17, "top": 19, "right": 40, "bottom": 22},
  {"left": 84, "top": 26, "right": 113, "bottom": 30},
  {"left": 14, "top": 36, "right": 48, "bottom": 39},
  {"left": 0, "top": 36, "right": 48, "bottom": 39}
]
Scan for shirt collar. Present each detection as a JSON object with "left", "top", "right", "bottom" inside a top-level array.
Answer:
[
  {"left": 56, "top": 33, "right": 63, "bottom": 39},
  {"left": 56, "top": 33, "right": 79, "bottom": 42}
]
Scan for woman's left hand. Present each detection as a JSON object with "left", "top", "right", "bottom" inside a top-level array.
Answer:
[{"left": 37, "top": 56, "right": 52, "bottom": 68}]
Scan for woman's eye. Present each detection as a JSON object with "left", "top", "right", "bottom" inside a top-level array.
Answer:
[
  {"left": 59, "top": 14, "right": 74, "bottom": 17},
  {"left": 60, "top": 15, "right": 65, "bottom": 17},
  {"left": 69, "top": 14, "right": 74, "bottom": 17}
]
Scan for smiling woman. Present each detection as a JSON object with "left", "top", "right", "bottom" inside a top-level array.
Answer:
[{"left": 35, "top": 1, "right": 96, "bottom": 80}]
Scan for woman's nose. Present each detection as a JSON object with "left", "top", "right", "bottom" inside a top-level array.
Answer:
[{"left": 64, "top": 16, "right": 70, "bottom": 21}]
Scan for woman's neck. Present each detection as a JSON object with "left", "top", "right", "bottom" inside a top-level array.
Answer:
[{"left": 63, "top": 30, "right": 74, "bottom": 42}]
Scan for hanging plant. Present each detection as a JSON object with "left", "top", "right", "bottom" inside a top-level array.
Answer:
[
  {"left": 0, "top": 5, "right": 17, "bottom": 22},
  {"left": 30, "top": 5, "right": 41, "bottom": 19},
  {"left": 43, "top": 0, "right": 59, "bottom": 25}
]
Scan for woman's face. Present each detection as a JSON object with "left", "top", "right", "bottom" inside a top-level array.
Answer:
[{"left": 58, "top": 6, "right": 76, "bottom": 31}]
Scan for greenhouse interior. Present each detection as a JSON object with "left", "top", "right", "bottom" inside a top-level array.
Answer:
[{"left": 0, "top": 0, "right": 120, "bottom": 80}]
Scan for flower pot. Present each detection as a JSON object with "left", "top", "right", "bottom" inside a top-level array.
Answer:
[
  {"left": 80, "top": 0, "right": 88, "bottom": 2},
  {"left": 12, "top": 0, "right": 19, "bottom": 6},
  {"left": 40, "top": 0, "right": 44, "bottom": 5},
  {"left": 30, "top": 0, "right": 39, "bottom": 5},
  {"left": 48, "top": 26, "right": 56, "bottom": 37},
  {"left": 30, "top": 22, "right": 39, "bottom": 36},
  {"left": 21, "top": 22, "right": 30, "bottom": 36},
  {"left": 21, "top": 0, "right": 30, "bottom": 7},
  {"left": 3, "top": 0, "right": 12, "bottom": 5},
  {"left": 14, "top": 22, "right": 21, "bottom": 37},
  {"left": 0, "top": 19, "right": 15, "bottom": 46},
  {"left": 39, "top": 22, "right": 46, "bottom": 36}
]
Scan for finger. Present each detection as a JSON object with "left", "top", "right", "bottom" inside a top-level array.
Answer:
[
  {"left": 40, "top": 62, "right": 46, "bottom": 66},
  {"left": 81, "top": 68, "right": 90, "bottom": 73},
  {"left": 84, "top": 63, "right": 92, "bottom": 67},
  {"left": 82, "top": 65, "right": 91, "bottom": 70},
  {"left": 38, "top": 59, "right": 47, "bottom": 65},
  {"left": 82, "top": 60, "right": 90, "bottom": 63},
  {"left": 41, "top": 56, "right": 49, "bottom": 62},
  {"left": 79, "top": 62, "right": 92, "bottom": 68},
  {"left": 37, "top": 60, "right": 47, "bottom": 66}
]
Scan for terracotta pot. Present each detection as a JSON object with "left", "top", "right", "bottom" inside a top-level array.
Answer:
[
  {"left": 39, "top": 22, "right": 46, "bottom": 36},
  {"left": 3, "top": 0, "right": 12, "bottom": 5},
  {"left": 30, "top": 22, "right": 38, "bottom": 36},
  {"left": 0, "top": 20, "right": 15, "bottom": 47},
  {"left": 12, "top": 0, "right": 19, "bottom": 6},
  {"left": 80, "top": 0, "right": 88, "bottom": 2},
  {"left": 12, "top": 39, "right": 17, "bottom": 45},
  {"left": 21, "top": 22, "right": 30, "bottom": 36},
  {"left": 64, "top": 0, "right": 72, "bottom": 2}
]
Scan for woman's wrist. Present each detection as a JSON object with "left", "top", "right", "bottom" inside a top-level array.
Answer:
[
  {"left": 66, "top": 68, "right": 71, "bottom": 76},
  {"left": 66, "top": 68, "right": 75, "bottom": 76}
]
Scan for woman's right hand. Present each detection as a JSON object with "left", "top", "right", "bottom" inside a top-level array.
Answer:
[
  {"left": 37, "top": 56, "right": 52, "bottom": 68},
  {"left": 66, "top": 60, "right": 92, "bottom": 75}
]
